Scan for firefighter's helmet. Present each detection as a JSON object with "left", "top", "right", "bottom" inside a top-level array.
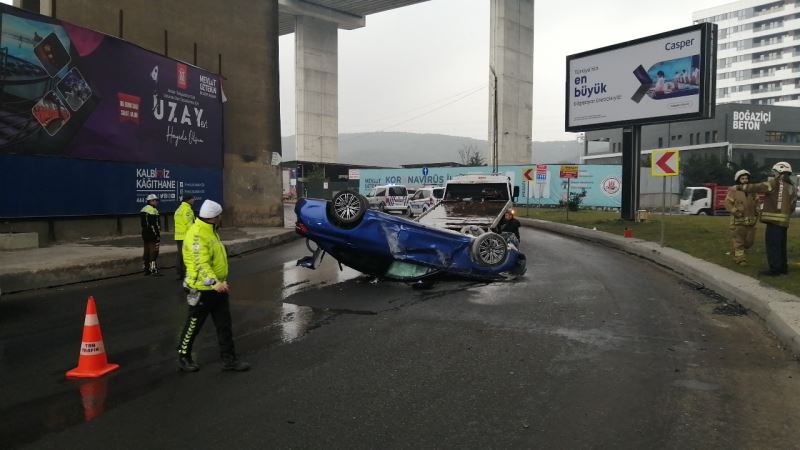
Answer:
[
  {"left": 772, "top": 161, "right": 792, "bottom": 174},
  {"left": 734, "top": 169, "right": 750, "bottom": 183}
]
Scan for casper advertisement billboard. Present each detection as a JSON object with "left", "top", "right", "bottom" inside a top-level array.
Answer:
[
  {"left": 566, "top": 23, "right": 716, "bottom": 132},
  {"left": 0, "top": 5, "right": 223, "bottom": 217}
]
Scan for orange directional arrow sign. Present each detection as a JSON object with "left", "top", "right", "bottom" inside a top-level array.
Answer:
[
  {"left": 651, "top": 150, "right": 679, "bottom": 177},
  {"left": 523, "top": 168, "right": 534, "bottom": 181}
]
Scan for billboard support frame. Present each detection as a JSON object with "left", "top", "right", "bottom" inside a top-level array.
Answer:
[{"left": 621, "top": 126, "right": 642, "bottom": 221}]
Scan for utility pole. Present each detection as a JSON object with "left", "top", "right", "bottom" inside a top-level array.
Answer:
[{"left": 490, "top": 66, "right": 499, "bottom": 173}]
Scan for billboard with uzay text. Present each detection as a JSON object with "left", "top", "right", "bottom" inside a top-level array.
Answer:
[{"left": 0, "top": 5, "right": 223, "bottom": 217}]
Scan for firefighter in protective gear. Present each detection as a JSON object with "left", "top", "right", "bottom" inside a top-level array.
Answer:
[
  {"left": 140, "top": 194, "right": 161, "bottom": 276},
  {"left": 725, "top": 169, "right": 758, "bottom": 265},
  {"left": 176, "top": 200, "right": 249, "bottom": 372},
  {"left": 173, "top": 193, "right": 196, "bottom": 281},
  {"left": 737, "top": 161, "right": 797, "bottom": 276}
]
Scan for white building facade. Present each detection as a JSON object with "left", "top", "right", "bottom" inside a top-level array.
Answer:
[{"left": 694, "top": 0, "right": 800, "bottom": 106}]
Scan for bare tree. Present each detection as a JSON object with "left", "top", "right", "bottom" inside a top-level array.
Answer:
[{"left": 458, "top": 144, "right": 486, "bottom": 166}]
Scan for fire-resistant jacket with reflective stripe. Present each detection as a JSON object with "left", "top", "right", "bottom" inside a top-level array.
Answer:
[
  {"left": 739, "top": 177, "right": 797, "bottom": 227},
  {"left": 173, "top": 201, "right": 195, "bottom": 241},
  {"left": 140, "top": 204, "right": 160, "bottom": 241},
  {"left": 183, "top": 219, "right": 228, "bottom": 291},
  {"left": 725, "top": 187, "right": 758, "bottom": 226}
]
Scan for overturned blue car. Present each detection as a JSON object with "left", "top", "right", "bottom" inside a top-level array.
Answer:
[{"left": 295, "top": 175, "right": 526, "bottom": 282}]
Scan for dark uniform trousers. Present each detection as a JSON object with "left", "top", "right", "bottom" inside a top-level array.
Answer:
[
  {"left": 142, "top": 239, "right": 160, "bottom": 272},
  {"left": 175, "top": 241, "right": 185, "bottom": 278},
  {"left": 765, "top": 223, "right": 788, "bottom": 274},
  {"left": 177, "top": 290, "right": 236, "bottom": 360}
]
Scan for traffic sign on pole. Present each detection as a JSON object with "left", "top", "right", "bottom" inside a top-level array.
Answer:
[
  {"left": 651, "top": 150, "right": 679, "bottom": 177},
  {"left": 559, "top": 165, "right": 578, "bottom": 179},
  {"left": 535, "top": 164, "right": 547, "bottom": 184},
  {"left": 523, "top": 168, "right": 534, "bottom": 181}
]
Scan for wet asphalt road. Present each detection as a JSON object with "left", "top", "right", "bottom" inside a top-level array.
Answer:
[{"left": 3, "top": 223, "right": 800, "bottom": 448}]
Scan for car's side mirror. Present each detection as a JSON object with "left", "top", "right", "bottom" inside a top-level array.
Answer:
[{"left": 513, "top": 186, "right": 520, "bottom": 199}]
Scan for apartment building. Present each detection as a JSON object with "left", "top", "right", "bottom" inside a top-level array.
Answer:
[{"left": 694, "top": 0, "right": 800, "bottom": 106}]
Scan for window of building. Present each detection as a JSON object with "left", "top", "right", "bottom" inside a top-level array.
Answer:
[
  {"left": 712, "top": 130, "right": 718, "bottom": 142},
  {"left": 690, "top": 134, "right": 694, "bottom": 145},
  {"left": 705, "top": 131, "right": 710, "bottom": 143},
  {"left": 658, "top": 137, "right": 663, "bottom": 147}
]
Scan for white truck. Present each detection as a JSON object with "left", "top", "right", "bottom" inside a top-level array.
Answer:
[
  {"left": 416, "top": 174, "right": 519, "bottom": 233},
  {"left": 678, "top": 183, "right": 731, "bottom": 216}
]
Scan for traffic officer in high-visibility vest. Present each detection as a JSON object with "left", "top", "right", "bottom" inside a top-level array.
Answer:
[
  {"left": 173, "top": 193, "right": 196, "bottom": 281},
  {"left": 725, "top": 169, "right": 758, "bottom": 266},
  {"left": 176, "top": 200, "right": 250, "bottom": 372},
  {"left": 140, "top": 194, "right": 161, "bottom": 276},
  {"left": 736, "top": 162, "right": 798, "bottom": 276}
]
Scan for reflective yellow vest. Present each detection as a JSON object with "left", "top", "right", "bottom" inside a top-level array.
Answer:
[
  {"left": 173, "top": 202, "right": 195, "bottom": 241},
  {"left": 183, "top": 220, "right": 228, "bottom": 290}
]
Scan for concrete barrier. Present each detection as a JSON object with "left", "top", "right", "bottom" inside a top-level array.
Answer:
[{"left": 0, "top": 232, "right": 39, "bottom": 250}]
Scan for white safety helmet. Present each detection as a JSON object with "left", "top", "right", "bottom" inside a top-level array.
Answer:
[
  {"left": 145, "top": 194, "right": 159, "bottom": 202},
  {"left": 734, "top": 169, "right": 750, "bottom": 183},
  {"left": 772, "top": 161, "right": 792, "bottom": 174}
]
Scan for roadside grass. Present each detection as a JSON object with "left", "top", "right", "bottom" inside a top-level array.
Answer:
[{"left": 518, "top": 207, "right": 800, "bottom": 297}]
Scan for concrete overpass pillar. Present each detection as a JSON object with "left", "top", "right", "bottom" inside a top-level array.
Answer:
[
  {"left": 295, "top": 15, "right": 338, "bottom": 165},
  {"left": 489, "top": 0, "right": 534, "bottom": 166}
]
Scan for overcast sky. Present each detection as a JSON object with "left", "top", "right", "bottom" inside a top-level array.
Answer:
[{"left": 279, "top": 0, "right": 727, "bottom": 142}]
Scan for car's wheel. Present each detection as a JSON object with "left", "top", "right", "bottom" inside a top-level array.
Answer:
[
  {"left": 470, "top": 232, "right": 508, "bottom": 267},
  {"left": 697, "top": 209, "right": 709, "bottom": 216},
  {"left": 328, "top": 190, "right": 367, "bottom": 227}
]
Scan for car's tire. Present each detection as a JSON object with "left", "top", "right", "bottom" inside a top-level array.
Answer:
[
  {"left": 470, "top": 232, "right": 508, "bottom": 267},
  {"left": 328, "top": 190, "right": 368, "bottom": 227},
  {"left": 697, "top": 209, "right": 709, "bottom": 216},
  {"left": 378, "top": 203, "right": 386, "bottom": 213}
]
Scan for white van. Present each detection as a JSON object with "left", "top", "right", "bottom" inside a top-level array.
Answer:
[
  {"left": 366, "top": 185, "right": 409, "bottom": 214},
  {"left": 408, "top": 186, "right": 444, "bottom": 217}
]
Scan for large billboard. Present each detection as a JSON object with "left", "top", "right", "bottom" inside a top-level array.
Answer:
[
  {"left": 0, "top": 5, "right": 223, "bottom": 217},
  {"left": 566, "top": 23, "right": 716, "bottom": 132}
]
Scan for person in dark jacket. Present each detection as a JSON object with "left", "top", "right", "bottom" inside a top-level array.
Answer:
[
  {"left": 496, "top": 210, "right": 521, "bottom": 241},
  {"left": 140, "top": 194, "right": 162, "bottom": 276},
  {"left": 737, "top": 161, "right": 797, "bottom": 276}
]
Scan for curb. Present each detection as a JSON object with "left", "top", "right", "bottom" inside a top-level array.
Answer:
[
  {"left": 519, "top": 217, "right": 800, "bottom": 357},
  {"left": 0, "top": 230, "right": 299, "bottom": 294}
]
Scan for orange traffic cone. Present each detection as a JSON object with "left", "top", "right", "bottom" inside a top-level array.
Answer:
[{"left": 66, "top": 296, "right": 120, "bottom": 378}]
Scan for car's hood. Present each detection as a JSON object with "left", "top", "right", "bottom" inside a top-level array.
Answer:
[{"left": 417, "top": 201, "right": 507, "bottom": 230}]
